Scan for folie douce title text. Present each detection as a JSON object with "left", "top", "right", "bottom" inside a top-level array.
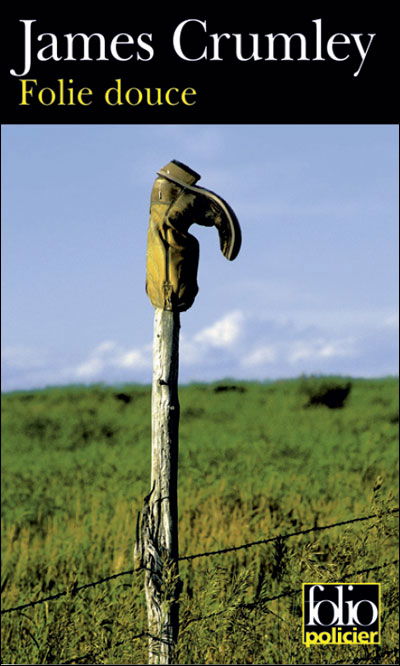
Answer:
[{"left": 10, "top": 18, "right": 376, "bottom": 108}]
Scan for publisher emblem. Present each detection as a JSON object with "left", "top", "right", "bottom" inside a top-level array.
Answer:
[{"left": 302, "top": 583, "right": 380, "bottom": 647}]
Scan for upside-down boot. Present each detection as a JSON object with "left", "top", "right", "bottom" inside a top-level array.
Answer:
[{"left": 146, "top": 159, "right": 242, "bottom": 312}]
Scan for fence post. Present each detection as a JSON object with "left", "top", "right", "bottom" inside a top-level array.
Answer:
[
  {"left": 136, "top": 159, "right": 241, "bottom": 665},
  {"left": 141, "top": 308, "right": 180, "bottom": 664}
]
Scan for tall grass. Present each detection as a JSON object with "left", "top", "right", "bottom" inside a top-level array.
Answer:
[{"left": 1, "top": 377, "right": 398, "bottom": 664}]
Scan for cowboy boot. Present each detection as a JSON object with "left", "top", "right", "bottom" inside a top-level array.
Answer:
[{"left": 146, "top": 160, "right": 241, "bottom": 312}]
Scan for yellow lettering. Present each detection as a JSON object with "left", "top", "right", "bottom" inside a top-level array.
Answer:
[
  {"left": 19, "top": 79, "right": 93, "bottom": 106},
  {"left": 146, "top": 87, "right": 162, "bottom": 106},
  {"left": 125, "top": 87, "right": 143, "bottom": 105},
  {"left": 104, "top": 82, "right": 198, "bottom": 107},
  {"left": 105, "top": 79, "right": 123, "bottom": 105},
  {"left": 38, "top": 87, "right": 56, "bottom": 106},
  {"left": 19, "top": 79, "right": 37, "bottom": 105},
  {"left": 165, "top": 88, "right": 180, "bottom": 106},
  {"left": 76, "top": 87, "right": 93, "bottom": 105},
  {"left": 305, "top": 631, "right": 319, "bottom": 647},
  {"left": 182, "top": 87, "right": 197, "bottom": 105}
]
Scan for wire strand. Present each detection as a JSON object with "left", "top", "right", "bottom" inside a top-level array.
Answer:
[
  {"left": 59, "top": 559, "right": 398, "bottom": 663},
  {"left": 179, "top": 507, "right": 399, "bottom": 562},
  {"left": 2, "top": 508, "right": 397, "bottom": 615},
  {"left": 1, "top": 568, "right": 140, "bottom": 614},
  {"left": 182, "top": 559, "right": 398, "bottom": 628}
]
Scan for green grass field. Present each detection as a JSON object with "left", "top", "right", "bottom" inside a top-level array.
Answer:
[{"left": 1, "top": 376, "right": 398, "bottom": 664}]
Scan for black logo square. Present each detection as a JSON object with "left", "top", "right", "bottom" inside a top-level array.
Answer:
[{"left": 302, "top": 583, "right": 380, "bottom": 647}]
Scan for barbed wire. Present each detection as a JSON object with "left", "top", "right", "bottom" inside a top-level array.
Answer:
[
  {"left": 59, "top": 559, "right": 398, "bottom": 664},
  {"left": 179, "top": 507, "right": 399, "bottom": 562},
  {"left": 2, "top": 508, "right": 398, "bottom": 615},
  {"left": 182, "top": 559, "right": 398, "bottom": 629},
  {"left": 1, "top": 568, "right": 140, "bottom": 614}
]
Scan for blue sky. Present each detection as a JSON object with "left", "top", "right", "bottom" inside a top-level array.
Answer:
[{"left": 1, "top": 124, "right": 398, "bottom": 390}]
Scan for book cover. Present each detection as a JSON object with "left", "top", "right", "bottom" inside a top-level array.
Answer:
[{"left": 1, "top": 6, "right": 398, "bottom": 665}]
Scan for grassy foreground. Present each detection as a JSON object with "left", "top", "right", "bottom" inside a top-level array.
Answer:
[{"left": 1, "top": 376, "right": 398, "bottom": 664}]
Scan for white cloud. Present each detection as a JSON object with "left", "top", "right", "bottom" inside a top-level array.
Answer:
[
  {"left": 194, "top": 310, "right": 244, "bottom": 348},
  {"left": 75, "top": 356, "right": 104, "bottom": 378},
  {"left": 94, "top": 340, "right": 118, "bottom": 354},
  {"left": 72, "top": 339, "right": 151, "bottom": 379},
  {"left": 242, "top": 345, "right": 277, "bottom": 366},
  {"left": 2, "top": 309, "right": 397, "bottom": 391},
  {"left": 288, "top": 337, "right": 356, "bottom": 364},
  {"left": 115, "top": 348, "right": 150, "bottom": 369}
]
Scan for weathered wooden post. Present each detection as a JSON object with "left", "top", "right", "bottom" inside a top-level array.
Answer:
[{"left": 135, "top": 160, "right": 241, "bottom": 664}]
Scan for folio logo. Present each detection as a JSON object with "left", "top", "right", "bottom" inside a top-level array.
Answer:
[{"left": 302, "top": 583, "right": 380, "bottom": 647}]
